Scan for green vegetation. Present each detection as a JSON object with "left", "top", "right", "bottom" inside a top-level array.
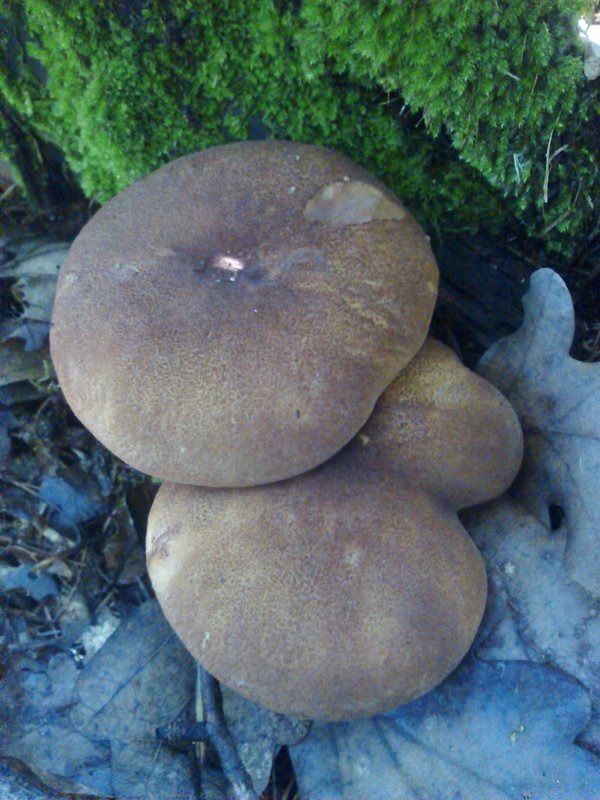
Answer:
[{"left": 1, "top": 0, "right": 597, "bottom": 260}]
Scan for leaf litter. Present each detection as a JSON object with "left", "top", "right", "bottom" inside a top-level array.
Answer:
[
  {"left": 289, "top": 659, "right": 598, "bottom": 800},
  {"left": 287, "top": 270, "right": 600, "bottom": 799},
  {"left": 70, "top": 601, "right": 199, "bottom": 800},
  {"left": 1, "top": 255, "right": 600, "bottom": 799},
  {"left": 0, "top": 241, "right": 69, "bottom": 352},
  {"left": 476, "top": 268, "right": 600, "bottom": 596},
  {"left": 0, "top": 240, "right": 158, "bottom": 796}
]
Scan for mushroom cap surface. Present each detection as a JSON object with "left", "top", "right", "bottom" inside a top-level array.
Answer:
[
  {"left": 354, "top": 338, "right": 524, "bottom": 507},
  {"left": 146, "top": 339, "right": 522, "bottom": 720},
  {"left": 50, "top": 141, "right": 438, "bottom": 487}
]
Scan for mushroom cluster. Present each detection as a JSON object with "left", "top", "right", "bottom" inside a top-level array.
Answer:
[{"left": 51, "top": 141, "right": 523, "bottom": 721}]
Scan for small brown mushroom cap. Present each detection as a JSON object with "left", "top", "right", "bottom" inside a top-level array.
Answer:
[
  {"left": 353, "top": 338, "right": 524, "bottom": 507},
  {"left": 146, "top": 339, "right": 522, "bottom": 721},
  {"left": 50, "top": 141, "right": 438, "bottom": 487}
]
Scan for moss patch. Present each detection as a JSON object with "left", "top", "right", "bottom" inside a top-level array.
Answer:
[{"left": 1, "top": 1, "right": 597, "bottom": 260}]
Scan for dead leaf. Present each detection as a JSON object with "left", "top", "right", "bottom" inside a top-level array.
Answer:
[
  {"left": 39, "top": 470, "right": 108, "bottom": 533},
  {"left": 0, "top": 341, "right": 52, "bottom": 386},
  {"left": 288, "top": 268, "right": 600, "bottom": 798},
  {"left": 465, "top": 497, "right": 600, "bottom": 752},
  {"left": 0, "top": 242, "right": 70, "bottom": 280},
  {"left": 1, "top": 241, "right": 69, "bottom": 352},
  {"left": 0, "top": 563, "right": 58, "bottom": 600},
  {"left": 102, "top": 505, "right": 146, "bottom": 585},
  {"left": 70, "top": 601, "right": 198, "bottom": 800},
  {"left": 0, "top": 652, "right": 112, "bottom": 794},
  {"left": 459, "top": 269, "right": 600, "bottom": 752},
  {"left": 0, "top": 380, "right": 48, "bottom": 406},
  {"left": 0, "top": 755, "right": 112, "bottom": 799},
  {"left": 476, "top": 268, "right": 600, "bottom": 595},
  {"left": 0, "top": 408, "right": 16, "bottom": 461},
  {"left": 220, "top": 686, "right": 309, "bottom": 794},
  {"left": 78, "top": 606, "right": 121, "bottom": 665},
  {"left": 289, "top": 659, "right": 599, "bottom": 800}
]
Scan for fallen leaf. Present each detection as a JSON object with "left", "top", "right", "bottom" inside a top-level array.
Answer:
[
  {"left": 70, "top": 601, "right": 198, "bottom": 800},
  {"left": 78, "top": 606, "right": 121, "bottom": 664},
  {"left": 0, "top": 755, "right": 112, "bottom": 799},
  {"left": 460, "top": 268, "right": 600, "bottom": 752},
  {"left": 10, "top": 276, "right": 56, "bottom": 350},
  {"left": 0, "top": 340, "right": 52, "bottom": 386},
  {"left": 1, "top": 241, "right": 69, "bottom": 352},
  {"left": 58, "top": 591, "right": 95, "bottom": 647},
  {"left": 0, "top": 408, "right": 16, "bottom": 461},
  {"left": 0, "top": 242, "right": 70, "bottom": 280},
  {"left": 0, "top": 563, "right": 58, "bottom": 600},
  {"left": 289, "top": 659, "right": 599, "bottom": 800},
  {"left": 476, "top": 268, "right": 600, "bottom": 595},
  {"left": 39, "top": 470, "right": 108, "bottom": 533},
  {"left": 0, "top": 380, "right": 48, "bottom": 406},
  {"left": 102, "top": 504, "right": 146, "bottom": 585},
  {"left": 0, "top": 652, "right": 112, "bottom": 794},
  {"left": 220, "top": 686, "right": 310, "bottom": 794},
  {"left": 465, "top": 497, "right": 600, "bottom": 751}
]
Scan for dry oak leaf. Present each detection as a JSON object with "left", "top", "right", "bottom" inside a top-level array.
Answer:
[
  {"left": 288, "top": 659, "right": 599, "bottom": 800},
  {"left": 463, "top": 268, "right": 600, "bottom": 752},
  {"left": 476, "top": 268, "right": 600, "bottom": 596},
  {"left": 465, "top": 497, "right": 600, "bottom": 753},
  {"left": 70, "top": 601, "right": 197, "bottom": 800}
]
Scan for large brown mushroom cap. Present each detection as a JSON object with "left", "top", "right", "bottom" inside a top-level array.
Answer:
[
  {"left": 50, "top": 141, "right": 438, "bottom": 487},
  {"left": 146, "top": 340, "right": 523, "bottom": 721},
  {"left": 148, "top": 474, "right": 486, "bottom": 721}
]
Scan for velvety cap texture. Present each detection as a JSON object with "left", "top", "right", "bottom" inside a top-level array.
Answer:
[
  {"left": 146, "top": 339, "right": 522, "bottom": 720},
  {"left": 352, "top": 338, "right": 524, "bottom": 507},
  {"left": 50, "top": 141, "right": 438, "bottom": 487}
]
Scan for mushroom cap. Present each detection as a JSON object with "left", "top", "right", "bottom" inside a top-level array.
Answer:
[
  {"left": 146, "top": 339, "right": 522, "bottom": 720},
  {"left": 50, "top": 141, "right": 438, "bottom": 487},
  {"left": 353, "top": 338, "right": 524, "bottom": 508},
  {"left": 147, "top": 473, "right": 487, "bottom": 721}
]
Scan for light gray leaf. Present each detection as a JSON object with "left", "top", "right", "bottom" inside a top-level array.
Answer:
[
  {"left": 0, "top": 756, "right": 109, "bottom": 799},
  {"left": 463, "top": 267, "right": 600, "bottom": 747},
  {"left": 9, "top": 314, "right": 52, "bottom": 351},
  {"left": 477, "top": 268, "right": 600, "bottom": 594},
  {"left": 220, "top": 686, "right": 309, "bottom": 794},
  {"left": 465, "top": 497, "right": 600, "bottom": 751},
  {"left": 0, "top": 653, "right": 112, "bottom": 794},
  {"left": 2, "top": 242, "right": 69, "bottom": 352},
  {"left": 0, "top": 563, "right": 58, "bottom": 600},
  {"left": 0, "top": 340, "right": 52, "bottom": 386},
  {"left": 289, "top": 659, "right": 599, "bottom": 800},
  {"left": 0, "top": 241, "right": 70, "bottom": 279},
  {"left": 39, "top": 471, "right": 108, "bottom": 533},
  {"left": 70, "top": 601, "right": 197, "bottom": 800}
]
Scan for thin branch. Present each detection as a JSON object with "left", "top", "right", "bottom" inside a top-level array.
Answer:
[
  {"left": 199, "top": 667, "right": 258, "bottom": 800},
  {"left": 156, "top": 667, "right": 258, "bottom": 800}
]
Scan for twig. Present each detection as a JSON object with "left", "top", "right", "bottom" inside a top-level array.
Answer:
[
  {"left": 0, "top": 476, "right": 40, "bottom": 496},
  {"left": 542, "top": 126, "right": 569, "bottom": 205},
  {"left": 156, "top": 719, "right": 210, "bottom": 744},
  {"left": 542, "top": 179, "right": 583, "bottom": 236},
  {"left": 199, "top": 668, "right": 257, "bottom": 800},
  {"left": 157, "top": 666, "right": 258, "bottom": 800}
]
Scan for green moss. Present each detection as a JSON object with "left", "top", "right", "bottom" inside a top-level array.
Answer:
[
  {"left": 1, "top": 0, "right": 597, "bottom": 260},
  {"left": 296, "top": 0, "right": 598, "bottom": 256}
]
